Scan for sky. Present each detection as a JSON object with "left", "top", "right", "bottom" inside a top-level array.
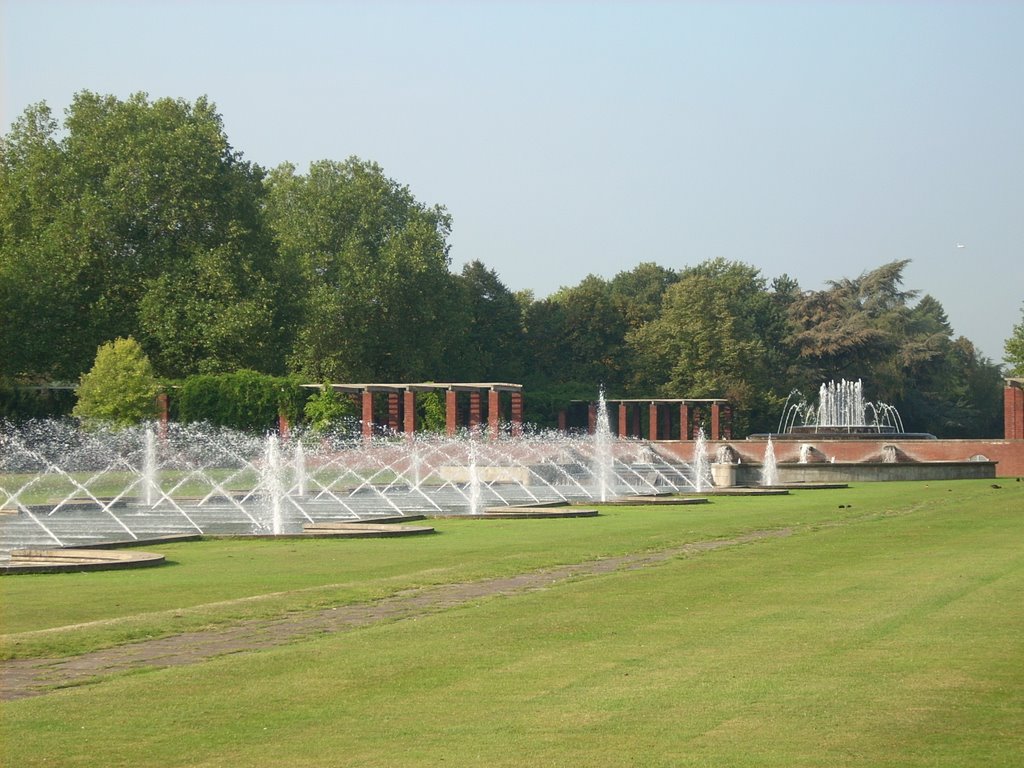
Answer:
[{"left": 2, "top": 0, "right": 1022, "bottom": 363}]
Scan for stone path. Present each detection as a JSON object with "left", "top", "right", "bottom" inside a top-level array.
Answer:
[{"left": 1, "top": 529, "right": 790, "bottom": 701}]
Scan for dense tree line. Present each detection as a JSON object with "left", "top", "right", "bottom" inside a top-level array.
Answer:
[{"left": 0, "top": 93, "right": 1009, "bottom": 436}]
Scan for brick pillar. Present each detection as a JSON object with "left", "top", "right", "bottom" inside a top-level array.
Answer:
[
  {"left": 156, "top": 392, "right": 170, "bottom": 439},
  {"left": 711, "top": 402, "right": 721, "bottom": 440},
  {"left": 469, "top": 391, "right": 482, "bottom": 431},
  {"left": 680, "top": 403, "right": 689, "bottom": 441},
  {"left": 1006, "top": 383, "right": 1024, "bottom": 440},
  {"left": 403, "top": 390, "right": 416, "bottom": 437},
  {"left": 488, "top": 389, "right": 500, "bottom": 439},
  {"left": 361, "top": 390, "right": 374, "bottom": 439},
  {"left": 512, "top": 392, "right": 524, "bottom": 437},
  {"left": 587, "top": 403, "right": 597, "bottom": 434},
  {"left": 445, "top": 390, "right": 457, "bottom": 436},
  {"left": 387, "top": 393, "right": 400, "bottom": 433},
  {"left": 618, "top": 402, "right": 628, "bottom": 438},
  {"left": 278, "top": 410, "right": 290, "bottom": 441},
  {"left": 649, "top": 403, "right": 659, "bottom": 441}
]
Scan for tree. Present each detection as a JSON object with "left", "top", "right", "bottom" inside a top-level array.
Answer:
[
  {"left": 451, "top": 260, "right": 525, "bottom": 381},
  {"left": 609, "top": 262, "right": 679, "bottom": 330},
  {"left": 265, "top": 158, "right": 461, "bottom": 382},
  {"left": 72, "top": 337, "right": 160, "bottom": 427},
  {"left": 628, "top": 259, "right": 785, "bottom": 434},
  {"left": 548, "top": 275, "right": 629, "bottom": 391},
  {"left": 0, "top": 92, "right": 286, "bottom": 380},
  {"left": 1006, "top": 304, "right": 1024, "bottom": 376}
]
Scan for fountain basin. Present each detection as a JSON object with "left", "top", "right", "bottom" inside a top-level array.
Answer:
[
  {"left": 0, "top": 547, "right": 166, "bottom": 574},
  {"left": 302, "top": 522, "right": 435, "bottom": 537}
]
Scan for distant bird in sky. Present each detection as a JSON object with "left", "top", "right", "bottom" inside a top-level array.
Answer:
[{"left": 955, "top": 242, "right": 966, "bottom": 248}]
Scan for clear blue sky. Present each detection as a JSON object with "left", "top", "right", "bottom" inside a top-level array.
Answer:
[{"left": 3, "top": 0, "right": 1022, "bottom": 363}]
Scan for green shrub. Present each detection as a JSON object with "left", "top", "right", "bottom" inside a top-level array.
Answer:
[
  {"left": 176, "top": 370, "right": 305, "bottom": 431},
  {"left": 0, "top": 381, "right": 76, "bottom": 421},
  {"left": 417, "top": 390, "right": 447, "bottom": 432},
  {"left": 72, "top": 337, "right": 161, "bottom": 427},
  {"left": 303, "top": 385, "right": 356, "bottom": 432}
]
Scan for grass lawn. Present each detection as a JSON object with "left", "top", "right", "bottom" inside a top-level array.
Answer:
[{"left": 1, "top": 479, "right": 1022, "bottom": 766}]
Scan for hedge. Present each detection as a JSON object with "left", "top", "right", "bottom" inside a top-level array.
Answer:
[{"left": 175, "top": 371, "right": 306, "bottom": 431}]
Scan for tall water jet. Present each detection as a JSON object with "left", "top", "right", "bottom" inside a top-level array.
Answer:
[
  {"left": 467, "top": 431, "right": 482, "bottom": 515},
  {"left": 692, "top": 428, "right": 710, "bottom": 492},
  {"left": 141, "top": 427, "right": 158, "bottom": 507},
  {"left": 592, "top": 389, "right": 614, "bottom": 501},
  {"left": 293, "top": 440, "right": 307, "bottom": 497},
  {"left": 261, "top": 434, "right": 285, "bottom": 534},
  {"left": 760, "top": 436, "right": 779, "bottom": 486}
]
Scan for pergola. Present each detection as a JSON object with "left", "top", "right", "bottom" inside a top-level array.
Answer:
[
  {"left": 300, "top": 382, "right": 524, "bottom": 439},
  {"left": 561, "top": 398, "right": 732, "bottom": 441}
]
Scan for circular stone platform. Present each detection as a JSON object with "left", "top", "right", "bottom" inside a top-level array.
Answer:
[
  {"left": 0, "top": 548, "right": 166, "bottom": 575},
  {"left": 302, "top": 522, "right": 436, "bottom": 537}
]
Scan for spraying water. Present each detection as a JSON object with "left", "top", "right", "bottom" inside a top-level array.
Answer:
[
  {"left": 262, "top": 434, "right": 285, "bottom": 534},
  {"left": 799, "top": 443, "right": 812, "bottom": 465},
  {"left": 592, "top": 389, "right": 614, "bottom": 501},
  {"left": 142, "top": 427, "right": 158, "bottom": 507},
  {"left": 467, "top": 430, "right": 482, "bottom": 515},
  {"left": 760, "top": 436, "right": 779, "bottom": 486},
  {"left": 692, "top": 428, "right": 710, "bottom": 492},
  {"left": 293, "top": 440, "right": 307, "bottom": 497}
]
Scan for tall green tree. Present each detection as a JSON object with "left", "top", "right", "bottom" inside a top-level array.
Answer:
[
  {"left": 549, "top": 275, "right": 629, "bottom": 392},
  {"left": 628, "top": 259, "right": 786, "bottom": 434},
  {"left": 265, "top": 158, "right": 460, "bottom": 382},
  {"left": 452, "top": 260, "right": 524, "bottom": 381},
  {"left": 609, "top": 262, "right": 680, "bottom": 331},
  {"left": 0, "top": 92, "right": 285, "bottom": 380},
  {"left": 1006, "top": 303, "right": 1024, "bottom": 377}
]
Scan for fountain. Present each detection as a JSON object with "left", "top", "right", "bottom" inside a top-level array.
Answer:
[
  {"left": 1, "top": 406, "right": 714, "bottom": 558},
  {"left": 262, "top": 434, "right": 285, "bottom": 535},
  {"left": 592, "top": 389, "right": 614, "bottom": 502},
  {"left": 776, "top": 379, "right": 925, "bottom": 438},
  {"left": 760, "top": 437, "right": 779, "bottom": 487},
  {"left": 798, "top": 443, "right": 812, "bottom": 464},
  {"left": 692, "top": 428, "right": 711, "bottom": 492}
]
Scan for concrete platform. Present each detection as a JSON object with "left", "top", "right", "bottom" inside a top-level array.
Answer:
[
  {"left": 302, "top": 522, "right": 436, "bottom": 537},
  {"left": 1, "top": 548, "right": 166, "bottom": 575}
]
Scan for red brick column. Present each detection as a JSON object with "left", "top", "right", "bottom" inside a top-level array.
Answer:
[
  {"left": 680, "top": 403, "right": 689, "bottom": 441},
  {"left": 588, "top": 403, "right": 596, "bottom": 434},
  {"left": 403, "top": 390, "right": 416, "bottom": 437},
  {"left": 1006, "top": 383, "right": 1024, "bottom": 440},
  {"left": 278, "top": 410, "right": 290, "bottom": 441},
  {"left": 649, "top": 403, "right": 659, "bottom": 441},
  {"left": 558, "top": 410, "right": 568, "bottom": 431},
  {"left": 387, "top": 393, "right": 400, "bottom": 433},
  {"left": 470, "top": 391, "right": 482, "bottom": 431},
  {"left": 488, "top": 389, "right": 500, "bottom": 439},
  {"left": 618, "top": 402, "right": 628, "bottom": 438},
  {"left": 511, "top": 392, "right": 523, "bottom": 437},
  {"left": 361, "top": 390, "right": 374, "bottom": 439},
  {"left": 711, "top": 403, "right": 721, "bottom": 440},
  {"left": 445, "top": 390, "right": 457, "bottom": 436}
]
